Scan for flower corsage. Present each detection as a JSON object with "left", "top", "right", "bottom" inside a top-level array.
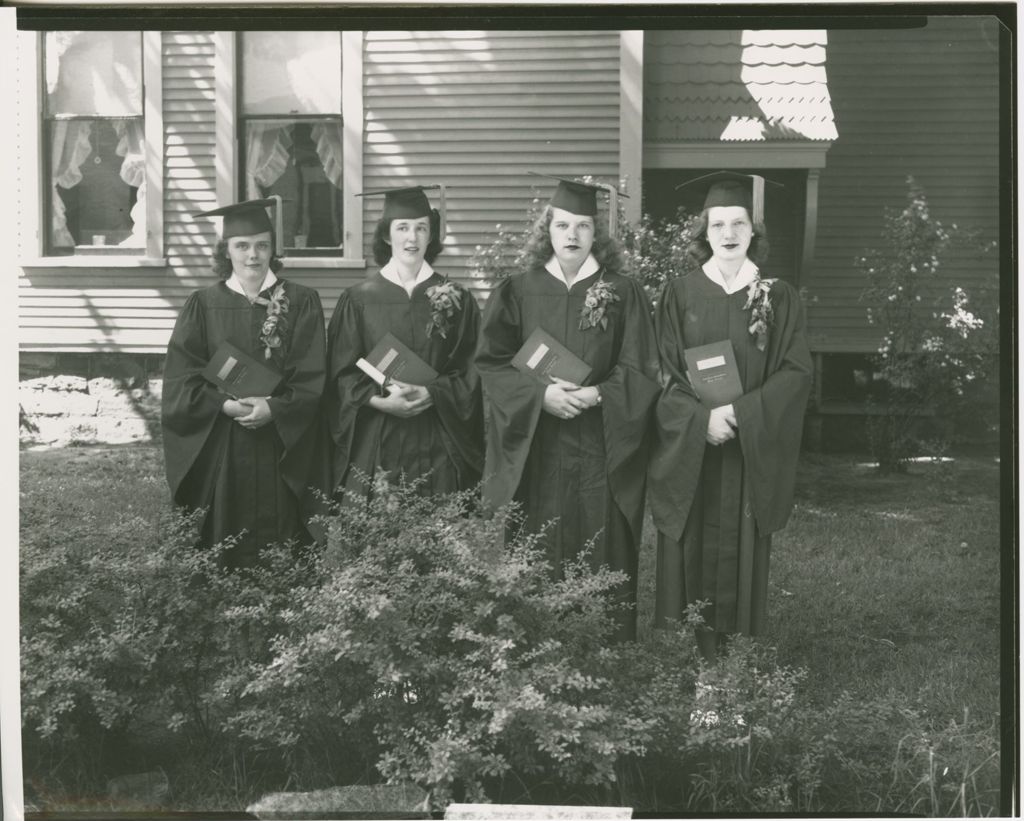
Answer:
[
  {"left": 743, "top": 276, "right": 777, "bottom": 352},
  {"left": 254, "top": 282, "right": 289, "bottom": 359},
  {"left": 425, "top": 280, "right": 463, "bottom": 339},
  {"left": 579, "top": 276, "right": 620, "bottom": 331}
]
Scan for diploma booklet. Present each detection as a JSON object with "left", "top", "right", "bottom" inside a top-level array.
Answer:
[
  {"left": 511, "top": 327, "right": 592, "bottom": 386},
  {"left": 201, "top": 341, "right": 282, "bottom": 399},
  {"left": 357, "top": 332, "right": 438, "bottom": 387},
  {"left": 684, "top": 339, "right": 743, "bottom": 407}
]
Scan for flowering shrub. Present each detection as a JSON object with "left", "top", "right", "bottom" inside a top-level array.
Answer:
[
  {"left": 858, "top": 178, "right": 998, "bottom": 470},
  {"left": 618, "top": 206, "right": 702, "bottom": 298}
]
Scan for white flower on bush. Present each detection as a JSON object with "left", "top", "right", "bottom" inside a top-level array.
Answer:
[
  {"left": 689, "top": 708, "right": 720, "bottom": 728},
  {"left": 942, "top": 287, "right": 984, "bottom": 339}
]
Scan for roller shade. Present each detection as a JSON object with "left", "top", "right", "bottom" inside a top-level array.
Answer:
[
  {"left": 241, "top": 32, "right": 342, "bottom": 115},
  {"left": 45, "top": 31, "right": 143, "bottom": 117}
]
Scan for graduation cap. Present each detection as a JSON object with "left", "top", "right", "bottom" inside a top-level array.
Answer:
[
  {"left": 675, "top": 171, "right": 783, "bottom": 226},
  {"left": 530, "top": 173, "right": 629, "bottom": 234},
  {"left": 195, "top": 196, "right": 285, "bottom": 254},
  {"left": 358, "top": 184, "right": 447, "bottom": 241}
]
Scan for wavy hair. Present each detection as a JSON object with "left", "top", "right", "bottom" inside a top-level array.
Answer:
[
  {"left": 684, "top": 208, "right": 770, "bottom": 271},
  {"left": 519, "top": 205, "right": 627, "bottom": 276},
  {"left": 211, "top": 236, "right": 284, "bottom": 280},
  {"left": 371, "top": 209, "right": 444, "bottom": 267}
]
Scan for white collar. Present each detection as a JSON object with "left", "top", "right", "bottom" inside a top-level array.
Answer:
[
  {"left": 380, "top": 259, "right": 435, "bottom": 296},
  {"left": 226, "top": 269, "right": 278, "bottom": 301},
  {"left": 701, "top": 258, "right": 760, "bottom": 295},
  {"left": 544, "top": 253, "right": 600, "bottom": 289}
]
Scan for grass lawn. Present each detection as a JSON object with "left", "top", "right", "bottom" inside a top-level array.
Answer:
[{"left": 19, "top": 442, "right": 1005, "bottom": 814}]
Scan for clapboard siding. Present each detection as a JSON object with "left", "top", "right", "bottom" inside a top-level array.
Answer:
[
  {"left": 361, "top": 30, "right": 623, "bottom": 303},
  {"left": 807, "top": 16, "right": 1001, "bottom": 352},
  {"left": 21, "top": 29, "right": 626, "bottom": 352}
]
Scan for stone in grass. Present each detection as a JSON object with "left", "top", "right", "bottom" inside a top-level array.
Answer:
[
  {"left": 248, "top": 783, "right": 431, "bottom": 819},
  {"left": 445, "top": 805, "right": 632, "bottom": 820}
]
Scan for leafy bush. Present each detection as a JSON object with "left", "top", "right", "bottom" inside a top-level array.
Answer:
[
  {"left": 21, "top": 458, "right": 1001, "bottom": 815},
  {"left": 20, "top": 498, "right": 318, "bottom": 799},
  {"left": 858, "top": 178, "right": 999, "bottom": 470},
  {"left": 232, "top": 478, "right": 649, "bottom": 809},
  {"left": 618, "top": 206, "right": 701, "bottom": 298}
]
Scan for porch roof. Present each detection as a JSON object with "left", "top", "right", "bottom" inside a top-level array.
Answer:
[{"left": 644, "top": 30, "right": 838, "bottom": 143}]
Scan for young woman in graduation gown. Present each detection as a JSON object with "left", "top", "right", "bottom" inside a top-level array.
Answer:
[
  {"left": 326, "top": 185, "right": 483, "bottom": 501},
  {"left": 475, "top": 177, "right": 661, "bottom": 642},
  {"left": 161, "top": 198, "right": 328, "bottom": 568},
  {"left": 648, "top": 173, "right": 812, "bottom": 662}
]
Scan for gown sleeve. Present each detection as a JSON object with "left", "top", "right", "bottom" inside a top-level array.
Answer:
[
  {"left": 647, "top": 278, "right": 712, "bottom": 543},
  {"left": 475, "top": 276, "right": 547, "bottom": 512},
  {"left": 426, "top": 287, "right": 485, "bottom": 485},
  {"left": 732, "top": 282, "right": 812, "bottom": 534},
  {"left": 264, "top": 286, "right": 329, "bottom": 507},
  {"left": 597, "top": 278, "right": 662, "bottom": 544},
  {"left": 325, "top": 290, "right": 380, "bottom": 493},
  {"left": 161, "top": 291, "right": 228, "bottom": 505}
]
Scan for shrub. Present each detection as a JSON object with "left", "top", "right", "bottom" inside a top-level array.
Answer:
[
  {"left": 618, "top": 206, "right": 701, "bottom": 298},
  {"left": 599, "top": 620, "right": 1001, "bottom": 816},
  {"left": 858, "top": 178, "right": 999, "bottom": 470},
  {"left": 230, "top": 478, "right": 651, "bottom": 810},
  {"left": 21, "top": 458, "right": 1001, "bottom": 815},
  {"left": 20, "top": 498, "right": 319, "bottom": 799}
]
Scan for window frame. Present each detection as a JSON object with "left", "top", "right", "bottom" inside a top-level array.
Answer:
[
  {"left": 19, "top": 29, "right": 165, "bottom": 268},
  {"left": 220, "top": 30, "right": 364, "bottom": 268}
]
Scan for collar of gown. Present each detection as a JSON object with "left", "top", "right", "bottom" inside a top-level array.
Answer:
[
  {"left": 701, "top": 257, "right": 760, "bottom": 295},
  {"left": 544, "top": 253, "right": 600, "bottom": 289},
  {"left": 226, "top": 269, "right": 278, "bottom": 301},
  {"left": 380, "top": 259, "right": 435, "bottom": 296}
]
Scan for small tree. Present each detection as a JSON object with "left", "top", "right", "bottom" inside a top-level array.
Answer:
[{"left": 857, "top": 178, "right": 998, "bottom": 471}]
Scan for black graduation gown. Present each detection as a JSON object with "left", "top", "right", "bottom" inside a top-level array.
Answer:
[
  {"left": 476, "top": 267, "right": 661, "bottom": 641},
  {"left": 326, "top": 271, "right": 483, "bottom": 501},
  {"left": 161, "top": 278, "right": 328, "bottom": 568},
  {"left": 648, "top": 270, "right": 812, "bottom": 635}
]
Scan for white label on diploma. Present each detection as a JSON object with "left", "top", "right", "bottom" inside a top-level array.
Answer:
[
  {"left": 378, "top": 348, "right": 399, "bottom": 371},
  {"left": 356, "top": 358, "right": 387, "bottom": 385},
  {"left": 217, "top": 356, "right": 238, "bottom": 381},
  {"left": 526, "top": 344, "right": 549, "bottom": 370},
  {"left": 696, "top": 355, "right": 726, "bottom": 370}
]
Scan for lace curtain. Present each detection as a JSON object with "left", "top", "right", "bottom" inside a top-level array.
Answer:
[
  {"left": 113, "top": 120, "right": 145, "bottom": 248},
  {"left": 49, "top": 119, "right": 145, "bottom": 249},
  {"left": 245, "top": 121, "right": 344, "bottom": 243},
  {"left": 50, "top": 120, "right": 93, "bottom": 247}
]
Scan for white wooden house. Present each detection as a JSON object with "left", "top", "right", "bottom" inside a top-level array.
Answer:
[{"left": 15, "top": 19, "right": 1002, "bottom": 441}]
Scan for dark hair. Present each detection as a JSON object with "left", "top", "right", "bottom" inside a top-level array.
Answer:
[
  {"left": 371, "top": 209, "right": 444, "bottom": 267},
  {"left": 684, "top": 208, "right": 770, "bottom": 270},
  {"left": 520, "top": 205, "right": 627, "bottom": 276},
  {"left": 211, "top": 235, "right": 284, "bottom": 279}
]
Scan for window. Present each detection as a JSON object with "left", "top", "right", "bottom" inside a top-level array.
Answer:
[
  {"left": 43, "top": 31, "right": 146, "bottom": 255},
  {"left": 239, "top": 32, "right": 345, "bottom": 256}
]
